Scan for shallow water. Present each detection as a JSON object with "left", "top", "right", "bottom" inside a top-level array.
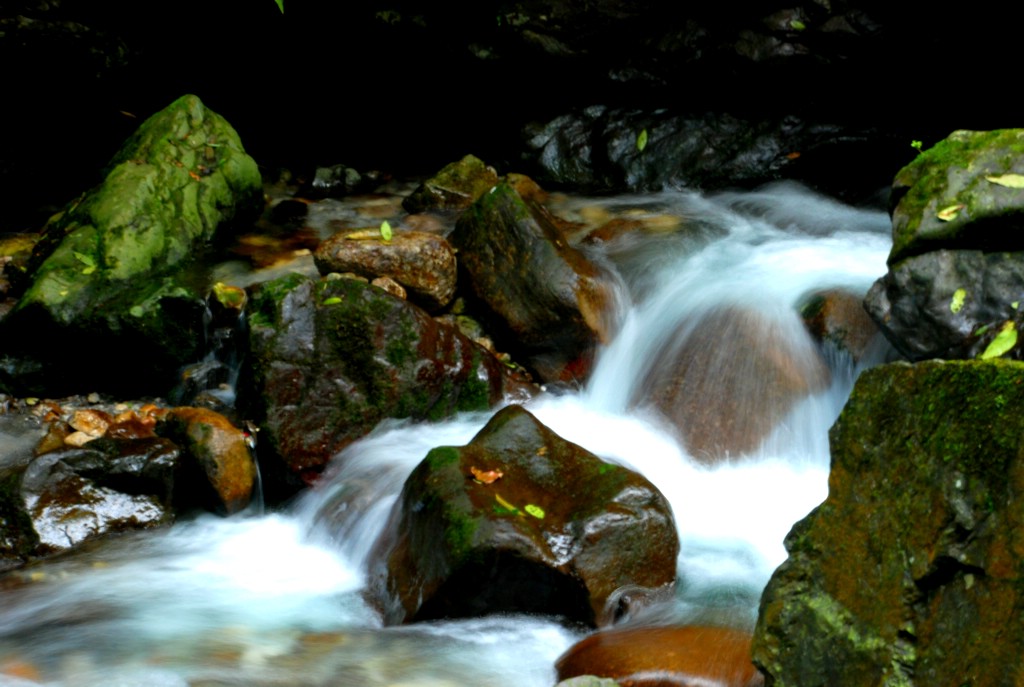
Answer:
[{"left": 0, "top": 182, "right": 892, "bottom": 686}]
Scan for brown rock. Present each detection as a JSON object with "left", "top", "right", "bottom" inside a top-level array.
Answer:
[
  {"left": 557, "top": 626, "right": 764, "bottom": 687},
  {"left": 160, "top": 407, "right": 256, "bottom": 514},
  {"left": 799, "top": 288, "right": 881, "bottom": 362},
  {"left": 645, "top": 306, "right": 829, "bottom": 461},
  {"left": 314, "top": 229, "right": 457, "bottom": 311},
  {"left": 402, "top": 154, "right": 499, "bottom": 214}
]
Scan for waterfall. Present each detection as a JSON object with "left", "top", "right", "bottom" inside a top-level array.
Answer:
[{"left": 0, "top": 183, "right": 892, "bottom": 686}]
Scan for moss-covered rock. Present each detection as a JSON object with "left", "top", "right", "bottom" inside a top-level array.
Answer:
[
  {"left": 451, "top": 182, "right": 615, "bottom": 383},
  {"left": 889, "top": 129, "right": 1024, "bottom": 265},
  {"left": 244, "top": 274, "right": 535, "bottom": 480},
  {"left": 753, "top": 359, "right": 1024, "bottom": 686},
  {"left": 368, "top": 405, "right": 678, "bottom": 627},
  {"left": 401, "top": 154, "right": 499, "bottom": 214},
  {"left": 0, "top": 94, "right": 262, "bottom": 397}
]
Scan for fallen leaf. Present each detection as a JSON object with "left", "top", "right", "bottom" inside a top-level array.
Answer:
[
  {"left": 323, "top": 297, "right": 342, "bottom": 305},
  {"left": 950, "top": 288, "right": 966, "bottom": 314},
  {"left": 524, "top": 504, "right": 545, "bottom": 519},
  {"left": 636, "top": 128, "right": 648, "bottom": 153},
  {"left": 985, "top": 173, "right": 1024, "bottom": 189},
  {"left": 980, "top": 321, "right": 1018, "bottom": 359},
  {"left": 494, "top": 493, "right": 520, "bottom": 515},
  {"left": 471, "top": 466, "right": 504, "bottom": 484},
  {"left": 380, "top": 220, "right": 393, "bottom": 242},
  {"left": 937, "top": 204, "right": 965, "bottom": 221},
  {"left": 785, "top": 151, "right": 801, "bottom": 160}
]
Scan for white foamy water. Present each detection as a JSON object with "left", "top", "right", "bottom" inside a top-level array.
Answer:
[{"left": 0, "top": 183, "right": 892, "bottom": 686}]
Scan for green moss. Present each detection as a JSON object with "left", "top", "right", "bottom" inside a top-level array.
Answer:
[
  {"left": 247, "top": 272, "right": 309, "bottom": 329},
  {"left": 425, "top": 446, "right": 460, "bottom": 470}
]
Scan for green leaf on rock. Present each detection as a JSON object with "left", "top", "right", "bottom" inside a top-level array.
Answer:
[
  {"left": 937, "top": 204, "right": 965, "bottom": 222},
  {"left": 790, "top": 19, "right": 806, "bottom": 30},
  {"left": 985, "top": 173, "right": 1024, "bottom": 189},
  {"left": 380, "top": 220, "right": 393, "bottom": 242},
  {"left": 323, "top": 297, "right": 342, "bottom": 305},
  {"left": 980, "top": 321, "right": 1018, "bottom": 359},
  {"left": 636, "top": 128, "right": 648, "bottom": 153},
  {"left": 524, "top": 504, "right": 545, "bottom": 519},
  {"left": 495, "top": 493, "right": 520, "bottom": 515},
  {"left": 73, "top": 251, "right": 96, "bottom": 272},
  {"left": 950, "top": 288, "right": 966, "bottom": 314},
  {"left": 1014, "top": 301, "right": 1020, "bottom": 310},
  {"left": 274, "top": 0, "right": 283, "bottom": 13},
  {"left": 129, "top": 305, "right": 144, "bottom": 318}
]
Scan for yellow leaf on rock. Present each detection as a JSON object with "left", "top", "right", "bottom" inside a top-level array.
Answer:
[
  {"left": 937, "top": 204, "right": 965, "bottom": 221},
  {"left": 985, "top": 173, "right": 1024, "bottom": 188},
  {"left": 980, "top": 321, "right": 1018, "bottom": 359},
  {"left": 950, "top": 288, "right": 966, "bottom": 314}
]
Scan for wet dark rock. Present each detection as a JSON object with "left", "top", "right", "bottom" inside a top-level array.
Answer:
[
  {"left": 865, "top": 250, "right": 1024, "bottom": 361},
  {"left": 451, "top": 182, "right": 615, "bottom": 383},
  {"left": 401, "top": 155, "right": 499, "bottom": 214},
  {"left": 0, "top": 94, "right": 263, "bottom": 398},
  {"left": 525, "top": 108, "right": 894, "bottom": 196},
  {"left": 244, "top": 273, "right": 535, "bottom": 480},
  {"left": 645, "top": 306, "right": 829, "bottom": 461},
  {"left": 369, "top": 405, "right": 678, "bottom": 627},
  {"left": 557, "top": 626, "right": 763, "bottom": 687},
  {"left": 314, "top": 229, "right": 457, "bottom": 311},
  {"left": 300, "top": 163, "right": 371, "bottom": 200},
  {"left": 754, "top": 360, "right": 1024, "bottom": 686},
  {"left": 799, "top": 288, "right": 885, "bottom": 363}
]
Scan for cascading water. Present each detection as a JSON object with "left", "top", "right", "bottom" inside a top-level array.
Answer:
[{"left": 0, "top": 183, "right": 892, "bottom": 686}]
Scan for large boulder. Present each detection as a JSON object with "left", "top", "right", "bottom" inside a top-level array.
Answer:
[
  {"left": 369, "top": 405, "right": 678, "bottom": 627},
  {"left": 556, "top": 626, "right": 763, "bottom": 687},
  {"left": 244, "top": 274, "right": 535, "bottom": 481},
  {"left": 451, "top": 182, "right": 615, "bottom": 383},
  {"left": 754, "top": 359, "right": 1024, "bottom": 686},
  {"left": 0, "top": 94, "right": 263, "bottom": 397},
  {"left": 866, "top": 129, "right": 1024, "bottom": 361},
  {"left": 402, "top": 154, "right": 499, "bottom": 214}
]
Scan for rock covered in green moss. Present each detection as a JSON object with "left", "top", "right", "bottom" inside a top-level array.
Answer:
[
  {"left": 889, "top": 129, "right": 1024, "bottom": 265},
  {"left": 401, "top": 154, "right": 499, "bottom": 214},
  {"left": 369, "top": 405, "right": 678, "bottom": 627},
  {"left": 244, "top": 274, "right": 535, "bottom": 480},
  {"left": 451, "top": 182, "right": 615, "bottom": 383},
  {"left": 754, "top": 359, "right": 1024, "bottom": 686},
  {"left": 0, "top": 94, "right": 262, "bottom": 397}
]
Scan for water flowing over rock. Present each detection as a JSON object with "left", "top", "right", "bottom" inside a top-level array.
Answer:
[
  {"left": 314, "top": 229, "right": 457, "bottom": 311},
  {"left": 754, "top": 359, "right": 1024, "bottom": 686},
  {"left": 0, "top": 94, "right": 263, "bottom": 398},
  {"left": 556, "top": 625, "right": 763, "bottom": 687},
  {"left": 244, "top": 274, "right": 535, "bottom": 481},
  {"left": 644, "top": 306, "right": 829, "bottom": 461},
  {"left": 866, "top": 129, "right": 1024, "bottom": 361},
  {"left": 369, "top": 405, "right": 678, "bottom": 627},
  {"left": 799, "top": 289, "right": 885, "bottom": 363},
  {"left": 451, "top": 182, "right": 615, "bottom": 383}
]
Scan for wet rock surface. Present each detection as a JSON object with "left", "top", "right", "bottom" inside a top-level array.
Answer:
[
  {"left": 370, "top": 405, "right": 678, "bottom": 627},
  {"left": 314, "top": 228, "right": 457, "bottom": 311},
  {"left": 451, "top": 182, "right": 615, "bottom": 383},
  {"left": 754, "top": 360, "right": 1024, "bottom": 686},
  {"left": 799, "top": 288, "right": 886, "bottom": 363},
  {"left": 557, "top": 625, "right": 763, "bottom": 687},
  {"left": 244, "top": 273, "right": 535, "bottom": 480},
  {"left": 401, "top": 154, "right": 499, "bottom": 214}
]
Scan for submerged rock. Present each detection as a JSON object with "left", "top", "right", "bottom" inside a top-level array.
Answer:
[
  {"left": 754, "top": 360, "right": 1024, "bottom": 686},
  {"left": 314, "top": 228, "right": 457, "bottom": 311},
  {"left": 244, "top": 274, "right": 534, "bottom": 480},
  {"left": 369, "top": 405, "right": 678, "bottom": 627},
  {"left": 451, "top": 182, "right": 615, "bottom": 383},
  {"left": 799, "top": 288, "right": 886, "bottom": 363},
  {"left": 645, "top": 306, "right": 829, "bottom": 460},
  {"left": 0, "top": 94, "right": 263, "bottom": 397},
  {"left": 556, "top": 625, "right": 763, "bottom": 687}
]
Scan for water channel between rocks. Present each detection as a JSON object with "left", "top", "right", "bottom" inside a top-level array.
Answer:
[{"left": 0, "top": 182, "right": 893, "bottom": 686}]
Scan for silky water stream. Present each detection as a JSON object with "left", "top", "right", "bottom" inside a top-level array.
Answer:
[{"left": 0, "top": 183, "right": 893, "bottom": 686}]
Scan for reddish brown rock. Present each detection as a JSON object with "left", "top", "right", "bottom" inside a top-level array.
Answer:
[
  {"left": 557, "top": 626, "right": 764, "bottom": 687},
  {"left": 800, "top": 288, "right": 881, "bottom": 362},
  {"left": 159, "top": 407, "right": 256, "bottom": 514},
  {"left": 645, "top": 306, "right": 829, "bottom": 461},
  {"left": 314, "top": 228, "right": 457, "bottom": 311}
]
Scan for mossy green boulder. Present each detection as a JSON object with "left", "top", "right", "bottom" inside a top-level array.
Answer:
[
  {"left": 0, "top": 94, "right": 262, "bottom": 396},
  {"left": 889, "top": 129, "right": 1024, "bottom": 265},
  {"left": 401, "top": 154, "right": 499, "bottom": 214},
  {"left": 754, "top": 359, "right": 1024, "bottom": 686},
  {"left": 244, "top": 274, "right": 535, "bottom": 481},
  {"left": 368, "top": 405, "right": 678, "bottom": 627}
]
